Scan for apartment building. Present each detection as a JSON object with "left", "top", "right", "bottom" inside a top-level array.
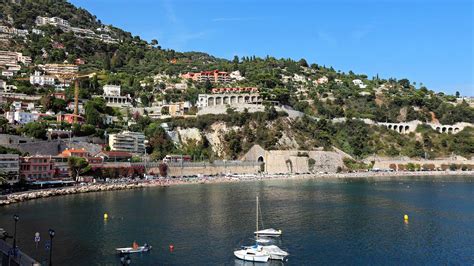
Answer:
[
  {"left": 181, "top": 70, "right": 232, "bottom": 83},
  {"left": 5, "top": 111, "right": 40, "bottom": 124},
  {"left": 39, "top": 64, "right": 79, "bottom": 76},
  {"left": 0, "top": 154, "right": 20, "bottom": 184},
  {"left": 35, "top": 16, "right": 70, "bottom": 28},
  {"left": 19, "top": 156, "right": 56, "bottom": 180},
  {"left": 30, "top": 71, "right": 55, "bottom": 86},
  {"left": 108, "top": 131, "right": 145, "bottom": 154}
]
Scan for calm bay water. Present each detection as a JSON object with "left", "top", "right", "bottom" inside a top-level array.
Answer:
[{"left": 1, "top": 176, "right": 473, "bottom": 265}]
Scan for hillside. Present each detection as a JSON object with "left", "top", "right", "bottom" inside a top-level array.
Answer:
[{"left": 0, "top": 0, "right": 473, "bottom": 163}]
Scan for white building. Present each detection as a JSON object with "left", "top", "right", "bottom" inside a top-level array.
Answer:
[
  {"left": 316, "top": 76, "right": 329, "bottom": 85},
  {"left": 30, "top": 71, "right": 55, "bottom": 86},
  {"left": 35, "top": 16, "right": 70, "bottom": 28},
  {"left": 197, "top": 93, "right": 263, "bottom": 108},
  {"left": 352, "top": 79, "right": 367, "bottom": 89},
  {"left": 230, "top": 70, "right": 245, "bottom": 81},
  {"left": 108, "top": 131, "right": 145, "bottom": 154},
  {"left": 103, "top": 85, "right": 121, "bottom": 96},
  {"left": 5, "top": 111, "right": 40, "bottom": 124},
  {"left": 102, "top": 85, "right": 132, "bottom": 107},
  {"left": 0, "top": 80, "right": 5, "bottom": 90}
]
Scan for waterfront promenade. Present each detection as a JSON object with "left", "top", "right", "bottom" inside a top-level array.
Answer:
[
  {"left": 1, "top": 170, "right": 473, "bottom": 206},
  {"left": 0, "top": 239, "right": 39, "bottom": 265}
]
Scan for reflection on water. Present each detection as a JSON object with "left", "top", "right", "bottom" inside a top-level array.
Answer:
[{"left": 0, "top": 176, "right": 473, "bottom": 265}]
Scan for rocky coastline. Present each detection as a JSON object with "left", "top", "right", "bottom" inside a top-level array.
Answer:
[{"left": 1, "top": 170, "right": 473, "bottom": 206}]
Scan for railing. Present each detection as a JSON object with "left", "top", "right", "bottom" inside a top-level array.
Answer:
[
  {"left": 0, "top": 239, "right": 40, "bottom": 265},
  {"left": 135, "top": 160, "right": 262, "bottom": 168}
]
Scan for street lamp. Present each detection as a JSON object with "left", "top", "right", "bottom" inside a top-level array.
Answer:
[
  {"left": 12, "top": 214, "right": 19, "bottom": 256},
  {"left": 48, "top": 229, "right": 55, "bottom": 266}
]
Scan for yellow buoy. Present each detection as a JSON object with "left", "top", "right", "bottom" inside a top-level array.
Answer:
[
  {"left": 104, "top": 213, "right": 109, "bottom": 220},
  {"left": 404, "top": 214, "right": 409, "bottom": 220}
]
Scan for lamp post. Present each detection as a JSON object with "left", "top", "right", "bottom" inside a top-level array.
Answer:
[
  {"left": 48, "top": 229, "right": 55, "bottom": 266},
  {"left": 12, "top": 214, "right": 19, "bottom": 256}
]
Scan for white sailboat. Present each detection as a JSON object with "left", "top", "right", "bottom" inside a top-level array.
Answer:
[{"left": 234, "top": 196, "right": 289, "bottom": 262}]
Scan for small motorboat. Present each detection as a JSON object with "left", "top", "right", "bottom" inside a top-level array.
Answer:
[
  {"left": 234, "top": 246, "right": 269, "bottom": 262},
  {"left": 116, "top": 243, "right": 152, "bottom": 254},
  {"left": 254, "top": 228, "right": 282, "bottom": 237}
]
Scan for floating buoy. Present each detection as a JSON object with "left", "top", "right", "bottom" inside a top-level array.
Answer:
[
  {"left": 169, "top": 244, "right": 174, "bottom": 252},
  {"left": 104, "top": 213, "right": 109, "bottom": 220},
  {"left": 404, "top": 214, "right": 409, "bottom": 221}
]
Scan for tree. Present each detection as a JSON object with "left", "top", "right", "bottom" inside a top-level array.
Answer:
[
  {"left": 161, "top": 106, "right": 169, "bottom": 115},
  {"left": 22, "top": 122, "right": 47, "bottom": 139},
  {"left": 158, "top": 163, "right": 168, "bottom": 177},
  {"left": 68, "top": 157, "right": 91, "bottom": 181},
  {"left": 298, "top": 58, "right": 308, "bottom": 67},
  {"left": 455, "top": 91, "right": 460, "bottom": 98}
]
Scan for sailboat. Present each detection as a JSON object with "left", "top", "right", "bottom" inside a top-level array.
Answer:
[{"left": 234, "top": 196, "right": 289, "bottom": 262}]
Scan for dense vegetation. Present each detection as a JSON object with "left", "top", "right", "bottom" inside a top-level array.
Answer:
[{"left": 0, "top": 0, "right": 472, "bottom": 161}]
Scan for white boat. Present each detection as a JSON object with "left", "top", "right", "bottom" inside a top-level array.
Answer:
[
  {"left": 234, "top": 196, "right": 289, "bottom": 262},
  {"left": 234, "top": 248, "right": 269, "bottom": 262},
  {"left": 116, "top": 244, "right": 152, "bottom": 254},
  {"left": 254, "top": 228, "right": 282, "bottom": 237}
]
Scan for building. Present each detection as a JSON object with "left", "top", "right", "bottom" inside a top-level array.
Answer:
[
  {"left": 163, "top": 155, "right": 192, "bottom": 163},
  {"left": 352, "top": 79, "right": 367, "bottom": 89},
  {"left": 56, "top": 113, "right": 85, "bottom": 124},
  {"left": 316, "top": 76, "right": 329, "bottom": 85},
  {"left": 19, "top": 156, "right": 56, "bottom": 180},
  {"left": 108, "top": 131, "right": 145, "bottom": 154},
  {"left": 0, "top": 154, "right": 20, "bottom": 184},
  {"left": 101, "top": 84, "right": 132, "bottom": 107},
  {"left": 162, "top": 101, "right": 192, "bottom": 116},
  {"left": 39, "top": 64, "right": 79, "bottom": 76},
  {"left": 103, "top": 85, "right": 121, "bottom": 96},
  {"left": 30, "top": 71, "right": 55, "bottom": 86},
  {"left": 5, "top": 111, "right": 40, "bottom": 124},
  {"left": 58, "top": 148, "right": 89, "bottom": 158},
  {"left": 95, "top": 151, "right": 133, "bottom": 162},
  {"left": 0, "top": 80, "right": 5, "bottom": 90},
  {"left": 197, "top": 93, "right": 263, "bottom": 108},
  {"left": 181, "top": 70, "right": 232, "bottom": 83},
  {"left": 51, "top": 92, "right": 66, "bottom": 100},
  {"left": 35, "top": 16, "right": 70, "bottom": 28},
  {"left": 211, "top": 87, "right": 258, "bottom": 94}
]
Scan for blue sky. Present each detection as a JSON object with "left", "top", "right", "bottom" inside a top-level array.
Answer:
[{"left": 70, "top": 0, "right": 473, "bottom": 96}]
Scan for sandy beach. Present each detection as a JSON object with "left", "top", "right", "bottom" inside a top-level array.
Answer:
[{"left": 1, "top": 170, "right": 473, "bottom": 206}]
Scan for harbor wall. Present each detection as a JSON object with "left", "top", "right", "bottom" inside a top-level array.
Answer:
[{"left": 147, "top": 161, "right": 262, "bottom": 177}]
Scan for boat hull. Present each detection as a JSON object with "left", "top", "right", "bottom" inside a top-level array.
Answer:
[
  {"left": 254, "top": 228, "right": 282, "bottom": 237},
  {"left": 116, "top": 246, "right": 152, "bottom": 254},
  {"left": 234, "top": 250, "right": 269, "bottom": 262}
]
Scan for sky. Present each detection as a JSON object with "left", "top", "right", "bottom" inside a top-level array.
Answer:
[{"left": 69, "top": 0, "right": 473, "bottom": 96}]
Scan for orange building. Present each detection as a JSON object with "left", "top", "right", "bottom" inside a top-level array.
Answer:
[
  {"left": 58, "top": 148, "right": 89, "bottom": 158},
  {"left": 181, "top": 70, "right": 231, "bottom": 83},
  {"left": 57, "top": 113, "right": 85, "bottom": 124}
]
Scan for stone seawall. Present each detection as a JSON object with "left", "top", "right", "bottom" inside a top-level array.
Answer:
[
  {"left": 0, "top": 183, "right": 145, "bottom": 205},
  {"left": 149, "top": 163, "right": 261, "bottom": 177}
]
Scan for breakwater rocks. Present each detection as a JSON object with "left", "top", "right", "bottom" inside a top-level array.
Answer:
[{"left": 0, "top": 183, "right": 149, "bottom": 206}]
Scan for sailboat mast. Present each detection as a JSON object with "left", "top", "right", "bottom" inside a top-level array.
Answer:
[{"left": 256, "top": 196, "right": 259, "bottom": 238}]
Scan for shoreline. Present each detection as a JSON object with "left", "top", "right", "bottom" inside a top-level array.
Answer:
[{"left": 1, "top": 170, "right": 473, "bottom": 206}]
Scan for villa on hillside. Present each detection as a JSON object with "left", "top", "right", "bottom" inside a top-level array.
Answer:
[{"left": 181, "top": 70, "right": 232, "bottom": 83}]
